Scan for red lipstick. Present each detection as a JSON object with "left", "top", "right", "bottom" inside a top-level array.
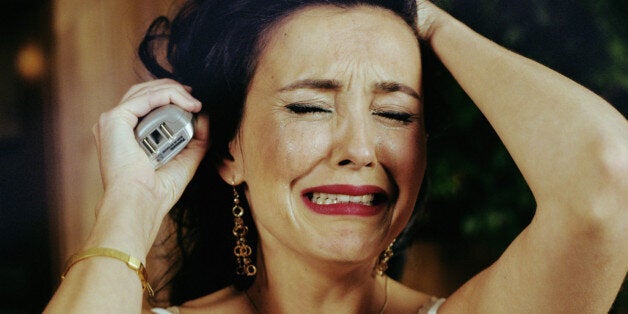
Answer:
[{"left": 301, "top": 185, "right": 387, "bottom": 216}]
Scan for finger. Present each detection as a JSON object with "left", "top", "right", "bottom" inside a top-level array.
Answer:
[
  {"left": 95, "top": 83, "right": 203, "bottom": 184},
  {"left": 121, "top": 78, "right": 191, "bottom": 102},
  {"left": 164, "top": 114, "right": 210, "bottom": 174},
  {"left": 121, "top": 83, "right": 200, "bottom": 115},
  {"left": 124, "top": 85, "right": 200, "bottom": 113},
  {"left": 123, "top": 79, "right": 197, "bottom": 107},
  {"left": 109, "top": 88, "right": 202, "bottom": 131},
  {"left": 157, "top": 115, "right": 210, "bottom": 200},
  {"left": 122, "top": 79, "right": 171, "bottom": 100},
  {"left": 193, "top": 113, "right": 210, "bottom": 143}
]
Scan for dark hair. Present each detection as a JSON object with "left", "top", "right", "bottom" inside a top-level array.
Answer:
[{"left": 139, "top": 0, "right": 430, "bottom": 306}]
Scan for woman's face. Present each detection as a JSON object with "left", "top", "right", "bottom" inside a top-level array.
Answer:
[{"left": 222, "top": 5, "right": 425, "bottom": 266}]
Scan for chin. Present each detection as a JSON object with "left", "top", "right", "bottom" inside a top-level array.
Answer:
[{"left": 306, "top": 221, "right": 389, "bottom": 263}]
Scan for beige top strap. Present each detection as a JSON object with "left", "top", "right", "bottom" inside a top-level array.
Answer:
[
  {"left": 151, "top": 307, "right": 180, "bottom": 314},
  {"left": 418, "top": 297, "right": 446, "bottom": 314}
]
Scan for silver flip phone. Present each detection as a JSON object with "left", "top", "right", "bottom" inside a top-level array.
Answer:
[{"left": 134, "top": 105, "right": 195, "bottom": 169}]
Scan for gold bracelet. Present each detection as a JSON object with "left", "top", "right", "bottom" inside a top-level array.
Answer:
[{"left": 61, "top": 247, "right": 154, "bottom": 297}]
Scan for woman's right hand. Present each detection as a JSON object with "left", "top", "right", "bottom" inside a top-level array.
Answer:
[{"left": 89, "top": 78, "right": 209, "bottom": 257}]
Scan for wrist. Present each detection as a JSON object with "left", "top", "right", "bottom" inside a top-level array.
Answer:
[
  {"left": 86, "top": 192, "right": 166, "bottom": 260},
  {"left": 416, "top": 1, "right": 453, "bottom": 42},
  {"left": 62, "top": 247, "right": 154, "bottom": 296},
  {"left": 84, "top": 221, "right": 151, "bottom": 263}
]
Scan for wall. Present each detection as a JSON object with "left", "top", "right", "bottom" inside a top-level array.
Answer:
[{"left": 50, "top": 0, "right": 176, "bottom": 275}]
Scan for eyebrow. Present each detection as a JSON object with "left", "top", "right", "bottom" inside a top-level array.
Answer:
[
  {"left": 375, "top": 81, "right": 422, "bottom": 101},
  {"left": 278, "top": 79, "right": 422, "bottom": 101},
  {"left": 279, "top": 79, "right": 343, "bottom": 91}
]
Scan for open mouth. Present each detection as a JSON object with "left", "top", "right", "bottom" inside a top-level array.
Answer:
[
  {"left": 306, "top": 192, "right": 386, "bottom": 206},
  {"left": 301, "top": 185, "right": 388, "bottom": 216}
]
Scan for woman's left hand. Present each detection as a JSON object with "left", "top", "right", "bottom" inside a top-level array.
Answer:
[
  {"left": 413, "top": 2, "right": 628, "bottom": 312},
  {"left": 416, "top": 0, "right": 450, "bottom": 41}
]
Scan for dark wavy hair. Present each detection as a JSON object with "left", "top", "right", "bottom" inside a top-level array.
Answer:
[{"left": 138, "top": 0, "right": 437, "bottom": 306}]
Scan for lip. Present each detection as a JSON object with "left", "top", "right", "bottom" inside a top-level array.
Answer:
[{"left": 301, "top": 184, "right": 387, "bottom": 216}]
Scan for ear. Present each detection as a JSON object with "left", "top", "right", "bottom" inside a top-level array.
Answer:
[{"left": 217, "top": 136, "right": 244, "bottom": 185}]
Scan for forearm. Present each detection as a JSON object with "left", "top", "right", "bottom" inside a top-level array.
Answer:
[
  {"left": 420, "top": 6, "right": 628, "bottom": 312},
  {"left": 426, "top": 10, "right": 628, "bottom": 219},
  {"left": 45, "top": 79, "right": 205, "bottom": 313},
  {"left": 45, "top": 195, "right": 155, "bottom": 314},
  {"left": 45, "top": 257, "right": 145, "bottom": 314}
]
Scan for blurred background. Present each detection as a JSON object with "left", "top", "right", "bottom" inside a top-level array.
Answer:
[{"left": 0, "top": 0, "right": 625, "bottom": 313}]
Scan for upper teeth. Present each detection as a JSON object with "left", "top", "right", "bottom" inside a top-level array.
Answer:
[{"left": 310, "top": 193, "right": 375, "bottom": 205}]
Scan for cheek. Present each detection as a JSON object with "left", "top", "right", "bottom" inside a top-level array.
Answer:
[
  {"left": 382, "top": 130, "right": 426, "bottom": 235},
  {"left": 242, "top": 120, "right": 332, "bottom": 225},
  {"left": 379, "top": 128, "right": 426, "bottom": 197},
  {"left": 244, "top": 120, "right": 331, "bottom": 183}
]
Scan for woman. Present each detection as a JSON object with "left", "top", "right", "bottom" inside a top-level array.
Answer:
[{"left": 46, "top": 0, "right": 627, "bottom": 313}]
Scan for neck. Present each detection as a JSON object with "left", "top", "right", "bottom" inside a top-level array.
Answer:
[{"left": 245, "top": 241, "right": 388, "bottom": 314}]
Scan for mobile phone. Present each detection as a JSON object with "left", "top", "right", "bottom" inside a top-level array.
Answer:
[{"left": 134, "top": 104, "right": 195, "bottom": 169}]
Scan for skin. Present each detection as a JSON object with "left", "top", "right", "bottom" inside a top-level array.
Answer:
[
  {"left": 226, "top": 5, "right": 425, "bottom": 271},
  {"left": 45, "top": 1, "right": 627, "bottom": 313},
  {"left": 217, "top": 5, "right": 429, "bottom": 313},
  {"left": 417, "top": 1, "right": 627, "bottom": 313}
]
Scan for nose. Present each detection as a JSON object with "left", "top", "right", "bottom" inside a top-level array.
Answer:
[{"left": 332, "top": 112, "right": 376, "bottom": 169}]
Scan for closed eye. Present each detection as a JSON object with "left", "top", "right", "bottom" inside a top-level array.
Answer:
[
  {"left": 372, "top": 110, "right": 416, "bottom": 123},
  {"left": 286, "top": 103, "right": 332, "bottom": 114}
]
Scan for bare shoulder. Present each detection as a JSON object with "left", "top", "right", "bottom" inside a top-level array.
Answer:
[
  {"left": 174, "top": 286, "right": 253, "bottom": 314},
  {"left": 386, "top": 278, "right": 442, "bottom": 313}
]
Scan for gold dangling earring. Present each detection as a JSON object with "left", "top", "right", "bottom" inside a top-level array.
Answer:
[
  {"left": 374, "top": 239, "right": 395, "bottom": 276},
  {"left": 232, "top": 185, "right": 257, "bottom": 276}
]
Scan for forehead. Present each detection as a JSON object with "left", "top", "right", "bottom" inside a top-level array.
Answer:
[{"left": 253, "top": 5, "right": 421, "bottom": 88}]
